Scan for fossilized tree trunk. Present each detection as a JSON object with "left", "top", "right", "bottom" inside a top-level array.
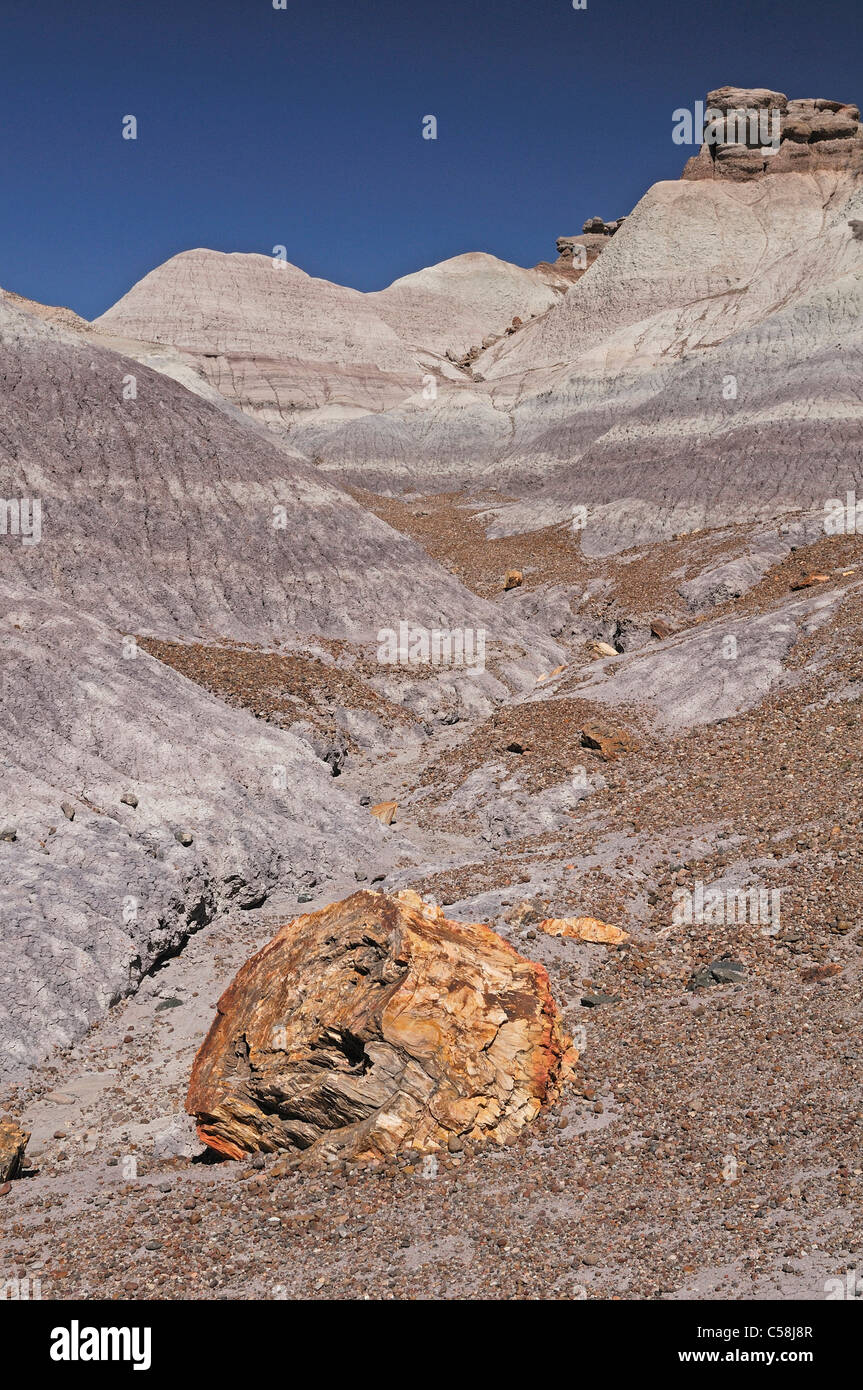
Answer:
[{"left": 187, "top": 889, "right": 574, "bottom": 1163}]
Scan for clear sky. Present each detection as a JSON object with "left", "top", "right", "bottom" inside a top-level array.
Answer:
[{"left": 1, "top": 0, "right": 861, "bottom": 318}]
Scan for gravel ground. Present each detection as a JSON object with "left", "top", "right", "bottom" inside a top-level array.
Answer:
[{"left": 2, "top": 506, "right": 861, "bottom": 1301}]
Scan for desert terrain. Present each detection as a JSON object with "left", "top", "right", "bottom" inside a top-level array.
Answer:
[{"left": 1, "top": 85, "right": 861, "bottom": 1303}]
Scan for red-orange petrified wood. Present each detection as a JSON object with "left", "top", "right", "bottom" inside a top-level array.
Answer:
[{"left": 187, "top": 889, "right": 575, "bottom": 1164}]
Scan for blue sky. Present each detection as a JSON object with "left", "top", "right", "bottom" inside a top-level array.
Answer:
[{"left": 1, "top": 0, "right": 860, "bottom": 317}]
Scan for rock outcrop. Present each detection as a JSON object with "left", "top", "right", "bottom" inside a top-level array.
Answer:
[
  {"left": 545, "top": 216, "right": 626, "bottom": 284},
  {"left": 682, "top": 86, "right": 863, "bottom": 181},
  {"left": 186, "top": 889, "right": 575, "bottom": 1163}
]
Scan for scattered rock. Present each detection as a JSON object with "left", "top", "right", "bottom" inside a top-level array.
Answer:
[
  {"left": 801, "top": 963, "right": 843, "bottom": 984},
  {"left": 120, "top": 792, "right": 139, "bottom": 808},
  {"left": 538, "top": 917, "right": 629, "bottom": 945},
  {"left": 187, "top": 889, "right": 575, "bottom": 1163},
  {"left": 791, "top": 573, "right": 830, "bottom": 590},
  {"left": 537, "top": 664, "right": 567, "bottom": 684},
  {"left": 174, "top": 830, "right": 194, "bottom": 846},
  {"left": 503, "top": 898, "right": 544, "bottom": 928},
  {"left": 581, "top": 724, "right": 638, "bottom": 760},
  {"left": 370, "top": 800, "right": 397, "bottom": 826},
  {"left": 0, "top": 828, "right": 16, "bottom": 843},
  {"left": 60, "top": 802, "right": 75, "bottom": 821},
  {"left": 687, "top": 959, "right": 747, "bottom": 990},
  {"left": 504, "top": 569, "right": 523, "bottom": 591},
  {"left": 650, "top": 619, "right": 674, "bottom": 640},
  {"left": 587, "top": 640, "right": 618, "bottom": 659}
]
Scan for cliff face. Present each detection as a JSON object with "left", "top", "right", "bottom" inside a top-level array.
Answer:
[{"left": 682, "top": 86, "right": 863, "bottom": 181}]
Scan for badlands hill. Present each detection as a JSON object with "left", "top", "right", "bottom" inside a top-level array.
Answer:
[
  {"left": 94, "top": 248, "right": 572, "bottom": 425},
  {"left": 92, "top": 87, "right": 863, "bottom": 550},
  {"left": 0, "top": 291, "right": 559, "bottom": 1078},
  {"left": 0, "top": 293, "right": 521, "bottom": 643}
]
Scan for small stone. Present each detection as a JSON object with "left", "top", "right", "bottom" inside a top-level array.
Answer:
[
  {"left": 0, "top": 828, "right": 17, "bottom": 842},
  {"left": 120, "top": 792, "right": 139, "bottom": 808},
  {"left": 709, "top": 959, "right": 747, "bottom": 985},
  {"left": 801, "top": 963, "right": 843, "bottom": 983},
  {"left": 790, "top": 573, "right": 830, "bottom": 591},
  {"left": 586, "top": 640, "right": 618, "bottom": 659},
  {"left": 174, "top": 830, "right": 193, "bottom": 846},
  {"left": 60, "top": 802, "right": 75, "bottom": 821},
  {"left": 581, "top": 724, "right": 637, "bottom": 760}
]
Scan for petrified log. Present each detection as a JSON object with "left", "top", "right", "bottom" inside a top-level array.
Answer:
[
  {"left": 186, "top": 890, "right": 574, "bottom": 1163},
  {"left": 0, "top": 1117, "right": 29, "bottom": 1182},
  {"left": 538, "top": 917, "right": 629, "bottom": 945}
]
